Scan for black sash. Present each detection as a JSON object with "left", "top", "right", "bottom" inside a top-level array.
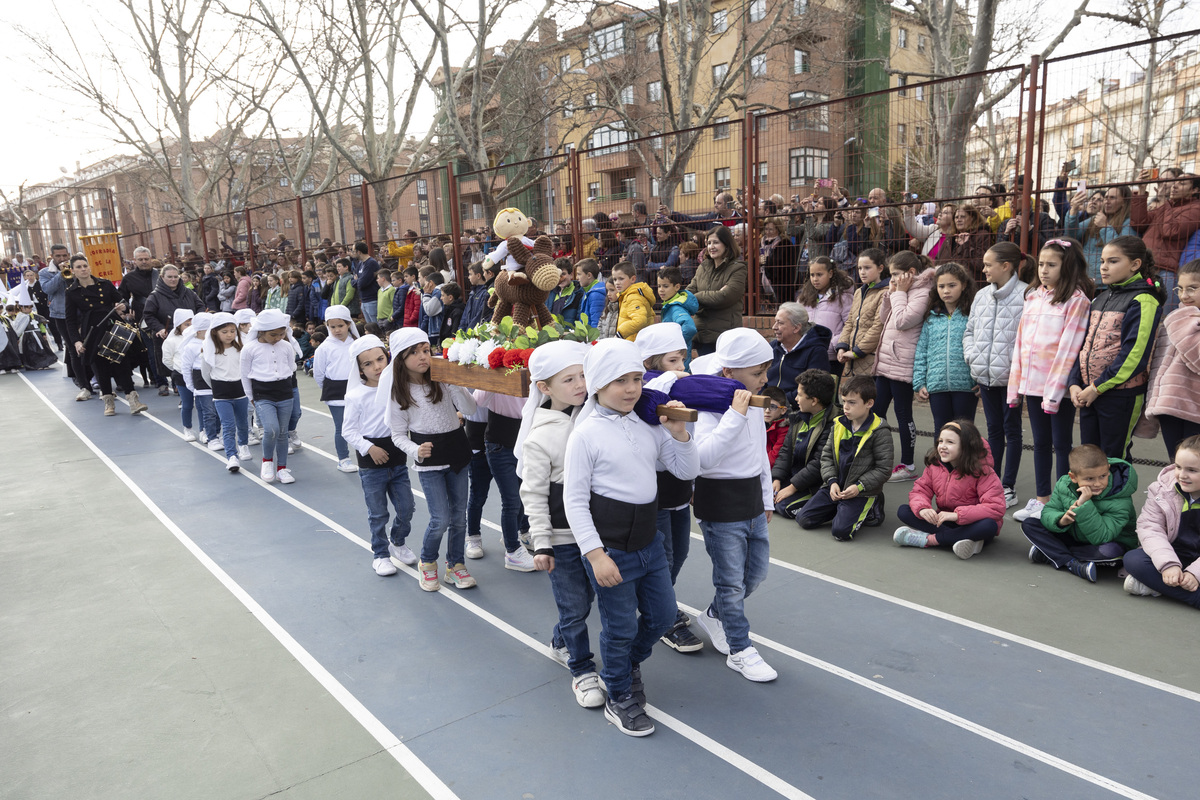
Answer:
[
  {"left": 356, "top": 436, "right": 409, "bottom": 470},
  {"left": 191, "top": 367, "right": 210, "bottom": 391},
  {"left": 657, "top": 470, "right": 693, "bottom": 509},
  {"left": 171, "top": 370, "right": 184, "bottom": 387},
  {"left": 548, "top": 481, "right": 569, "bottom": 529},
  {"left": 692, "top": 476, "right": 763, "bottom": 522},
  {"left": 464, "top": 419, "right": 487, "bottom": 452},
  {"left": 410, "top": 427, "right": 472, "bottom": 472},
  {"left": 320, "top": 378, "right": 348, "bottom": 402},
  {"left": 590, "top": 492, "right": 658, "bottom": 552},
  {"left": 211, "top": 378, "right": 244, "bottom": 400},
  {"left": 252, "top": 378, "right": 294, "bottom": 402},
  {"left": 485, "top": 410, "right": 522, "bottom": 448}
]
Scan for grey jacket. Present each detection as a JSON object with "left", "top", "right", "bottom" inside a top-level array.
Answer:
[{"left": 963, "top": 272, "right": 1028, "bottom": 388}]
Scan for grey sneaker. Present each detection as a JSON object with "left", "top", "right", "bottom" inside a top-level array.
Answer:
[
  {"left": 604, "top": 693, "right": 654, "bottom": 737},
  {"left": 893, "top": 526, "right": 928, "bottom": 548}
]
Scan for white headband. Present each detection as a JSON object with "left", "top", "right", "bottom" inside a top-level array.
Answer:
[
  {"left": 377, "top": 328, "right": 430, "bottom": 404},
  {"left": 233, "top": 308, "right": 256, "bottom": 325},
  {"left": 576, "top": 338, "right": 645, "bottom": 427}
]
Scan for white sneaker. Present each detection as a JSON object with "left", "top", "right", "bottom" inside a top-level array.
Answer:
[
  {"left": 504, "top": 547, "right": 536, "bottom": 572},
  {"left": 237, "top": 444, "right": 252, "bottom": 461},
  {"left": 550, "top": 644, "right": 570, "bottom": 667},
  {"left": 518, "top": 530, "right": 532, "bottom": 550},
  {"left": 198, "top": 430, "right": 209, "bottom": 444},
  {"left": 389, "top": 543, "right": 417, "bottom": 567},
  {"left": 694, "top": 607, "right": 730, "bottom": 655},
  {"left": 182, "top": 428, "right": 197, "bottom": 443},
  {"left": 338, "top": 458, "right": 359, "bottom": 473},
  {"left": 727, "top": 647, "right": 778, "bottom": 682},
  {"left": 247, "top": 432, "right": 262, "bottom": 446},
  {"left": 75, "top": 387, "right": 93, "bottom": 402},
  {"left": 887, "top": 464, "right": 917, "bottom": 482},
  {"left": 372, "top": 558, "right": 398, "bottom": 577},
  {"left": 276, "top": 467, "right": 295, "bottom": 484},
  {"left": 260, "top": 460, "right": 276, "bottom": 483},
  {"left": 572, "top": 672, "right": 607, "bottom": 708},
  {"left": 952, "top": 539, "right": 985, "bottom": 560},
  {"left": 1003, "top": 486, "right": 1019, "bottom": 508},
  {"left": 1013, "top": 498, "right": 1045, "bottom": 522},
  {"left": 417, "top": 561, "right": 441, "bottom": 592},
  {"left": 208, "top": 438, "right": 224, "bottom": 451},
  {"left": 465, "top": 535, "right": 484, "bottom": 559},
  {"left": 289, "top": 430, "right": 301, "bottom": 447},
  {"left": 1123, "top": 574, "right": 1161, "bottom": 597},
  {"left": 226, "top": 456, "right": 240, "bottom": 473}
]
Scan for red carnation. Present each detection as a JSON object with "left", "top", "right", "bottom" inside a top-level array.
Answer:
[
  {"left": 488, "top": 348, "right": 507, "bottom": 369},
  {"left": 502, "top": 349, "right": 524, "bottom": 368}
]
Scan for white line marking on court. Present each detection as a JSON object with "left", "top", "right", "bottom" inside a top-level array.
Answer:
[
  {"left": 20, "top": 374, "right": 460, "bottom": 800},
  {"left": 302, "top": 403, "right": 332, "bottom": 417}
]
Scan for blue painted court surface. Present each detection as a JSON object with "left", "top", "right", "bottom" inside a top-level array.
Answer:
[{"left": 9, "top": 365, "right": 1199, "bottom": 800}]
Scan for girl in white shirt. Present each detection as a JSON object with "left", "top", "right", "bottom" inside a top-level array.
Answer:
[
  {"left": 201, "top": 312, "right": 249, "bottom": 472},
  {"left": 241, "top": 309, "right": 299, "bottom": 484},
  {"left": 179, "top": 313, "right": 220, "bottom": 447},
  {"left": 162, "top": 308, "right": 194, "bottom": 440},
  {"left": 314, "top": 304, "right": 359, "bottom": 473},
  {"left": 385, "top": 328, "right": 478, "bottom": 592}
]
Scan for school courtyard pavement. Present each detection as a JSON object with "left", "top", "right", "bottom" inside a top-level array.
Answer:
[{"left": 2, "top": 362, "right": 1197, "bottom": 800}]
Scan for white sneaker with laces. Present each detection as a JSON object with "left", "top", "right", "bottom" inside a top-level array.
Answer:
[
  {"left": 694, "top": 607, "right": 730, "bottom": 655},
  {"left": 208, "top": 438, "right": 224, "bottom": 451},
  {"left": 372, "top": 558, "right": 398, "bottom": 577},
  {"left": 887, "top": 464, "right": 917, "bottom": 482},
  {"left": 1013, "top": 498, "right": 1045, "bottom": 522},
  {"left": 237, "top": 444, "right": 252, "bottom": 461},
  {"left": 1003, "top": 486, "right": 1019, "bottom": 509},
  {"left": 198, "top": 430, "right": 209, "bottom": 445},
  {"left": 389, "top": 543, "right": 417, "bottom": 566},
  {"left": 276, "top": 467, "right": 295, "bottom": 484},
  {"left": 465, "top": 535, "right": 484, "bottom": 559},
  {"left": 338, "top": 458, "right": 359, "bottom": 473},
  {"left": 260, "top": 460, "right": 276, "bottom": 482},
  {"left": 182, "top": 428, "right": 197, "bottom": 443},
  {"left": 518, "top": 530, "right": 532, "bottom": 550},
  {"left": 1123, "top": 574, "right": 1161, "bottom": 597},
  {"left": 504, "top": 547, "right": 536, "bottom": 572},
  {"left": 727, "top": 647, "right": 778, "bottom": 682},
  {"left": 226, "top": 456, "right": 240, "bottom": 473},
  {"left": 572, "top": 672, "right": 606, "bottom": 708}
]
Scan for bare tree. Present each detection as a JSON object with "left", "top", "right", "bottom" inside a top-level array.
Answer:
[{"left": 0, "top": 184, "right": 67, "bottom": 256}]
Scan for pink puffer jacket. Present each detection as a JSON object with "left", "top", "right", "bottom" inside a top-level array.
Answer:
[
  {"left": 1145, "top": 306, "right": 1200, "bottom": 424},
  {"left": 873, "top": 268, "right": 935, "bottom": 382},
  {"left": 1137, "top": 466, "right": 1200, "bottom": 579},
  {"left": 908, "top": 458, "right": 1006, "bottom": 531},
  {"left": 803, "top": 291, "right": 854, "bottom": 361}
]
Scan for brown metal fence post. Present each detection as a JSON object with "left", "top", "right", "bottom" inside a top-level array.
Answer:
[
  {"left": 295, "top": 196, "right": 307, "bottom": 267},
  {"left": 569, "top": 148, "right": 584, "bottom": 259},
  {"left": 197, "top": 216, "right": 208, "bottom": 261},
  {"left": 245, "top": 209, "right": 256, "bottom": 268},
  {"left": 743, "top": 113, "right": 760, "bottom": 317},
  {"left": 446, "top": 163, "right": 464, "bottom": 285},
  {"left": 1019, "top": 55, "right": 1040, "bottom": 257},
  {"left": 360, "top": 182, "right": 374, "bottom": 253},
  {"left": 1033, "top": 58, "right": 1050, "bottom": 255},
  {"left": 165, "top": 225, "right": 175, "bottom": 262}
]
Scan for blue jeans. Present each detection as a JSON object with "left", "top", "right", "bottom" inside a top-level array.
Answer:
[
  {"left": 928, "top": 390, "right": 978, "bottom": 434},
  {"left": 657, "top": 506, "right": 692, "bottom": 585},
  {"left": 327, "top": 403, "right": 350, "bottom": 460},
  {"left": 361, "top": 300, "right": 377, "bottom": 322},
  {"left": 485, "top": 442, "right": 523, "bottom": 552},
  {"left": 255, "top": 397, "right": 294, "bottom": 466},
  {"left": 978, "top": 384, "right": 1022, "bottom": 488},
  {"left": 289, "top": 388, "right": 301, "bottom": 433},
  {"left": 179, "top": 382, "right": 195, "bottom": 430},
  {"left": 700, "top": 515, "right": 770, "bottom": 654},
  {"left": 582, "top": 534, "right": 675, "bottom": 698},
  {"left": 359, "top": 464, "right": 415, "bottom": 560},
  {"left": 467, "top": 450, "right": 492, "bottom": 538},
  {"left": 874, "top": 377, "right": 916, "bottom": 465},
  {"left": 214, "top": 397, "right": 249, "bottom": 457},
  {"left": 548, "top": 542, "right": 597, "bottom": 677},
  {"left": 195, "top": 394, "right": 220, "bottom": 440},
  {"left": 1026, "top": 395, "right": 1075, "bottom": 498},
  {"left": 416, "top": 467, "right": 469, "bottom": 566}
]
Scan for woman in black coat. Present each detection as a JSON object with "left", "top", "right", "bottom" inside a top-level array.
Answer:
[{"left": 143, "top": 265, "right": 204, "bottom": 393}]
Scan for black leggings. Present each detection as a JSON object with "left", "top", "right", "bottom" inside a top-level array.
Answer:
[{"left": 874, "top": 377, "right": 915, "bottom": 465}]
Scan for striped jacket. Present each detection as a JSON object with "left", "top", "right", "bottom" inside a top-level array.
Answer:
[
  {"left": 1006, "top": 286, "right": 1091, "bottom": 413},
  {"left": 1068, "top": 274, "right": 1162, "bottom": 397}
]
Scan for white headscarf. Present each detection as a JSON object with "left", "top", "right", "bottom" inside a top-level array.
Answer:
[
  {"left": 189, "top": 312, "right": 213, "bottom": 340},
  {"left": 376, "top": 328, "right": 430, "bottom": 404},
  {"left": 348, "top": 334, "right": 388, "bottom": 391},
  {"left": 202, "top": 311, "right": 238, "bottom": 365},
  {"left": 715, "top": 327, "right": 773, "bottom": 370},
  {"left": 635, "top": 322, "right": 686, "bottom": 364},
  {"left": 324, "top": 304, "right": 359, "bottom": 338},
  {"left": 689, "top": 352, "right": 721, "bottom": 376},
  {"left": 250, "top": 308, "right": 301, "bottom": 356},
  {"left": 172, "top": 308, "right": 194, "bottom": 330},
  {"left": 576, "top": 338, "right": 644, "bottom": 427},
  {"left": 514, "top": 341, "right": 589, "bottom": 479},
  {"left": 233, "top": 308, "right": 256, "bottom": 326}
]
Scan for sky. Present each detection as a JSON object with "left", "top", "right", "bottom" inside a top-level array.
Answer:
[{"left": 0, "top": 0, "right": 1188, "bottom": 196}]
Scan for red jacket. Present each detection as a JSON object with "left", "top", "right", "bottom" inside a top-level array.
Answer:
[
  {"left": 403, "top": 288, "right": 420, "bottom": 327},
  {"left": 766, "top": 419, "right": 789, "bottom": 466},
  {"left": 1131, "top": 194, "right": 1200, "bottom": 272},
  {"left": 908, "top": 459, "right": 1006, "bottom": 531}
]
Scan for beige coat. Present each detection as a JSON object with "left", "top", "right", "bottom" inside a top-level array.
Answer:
[{"left": 837, "top": 278, "right": 889, "bottom": 377}]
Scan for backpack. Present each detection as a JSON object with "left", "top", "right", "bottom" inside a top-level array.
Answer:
[{"left": 830, "top": 239, "right": 856, "bottom": 271}]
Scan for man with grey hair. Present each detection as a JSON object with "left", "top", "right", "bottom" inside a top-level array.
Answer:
[
  {"left": 118, "top": 245, "right": 165, "bottom": 393},
  {"left": 767, "top": 302, "right": 832, "bottom": 408}
]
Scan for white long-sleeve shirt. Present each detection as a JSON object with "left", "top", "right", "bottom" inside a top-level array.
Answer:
[
  {"left": 386, "top": 382, "right": 477, "bottom": 471},
  {"left": 179, "top": 338, "right": 209, "bottom": 395},
  {"left": 200, "top": 346, "right": 243, "bottom": 385},
  {"left": 162, "top": 330, "right": 186, "bottom": 374},
  {"left": 563, "top": 405, "right": 699, "bottom": 555},
  {"left": 343, "top": 382, "right": 389, "bottom": 456},
  {"left": 313, "top": 335, "right": 355, "bottom": 406},
  {"left": 239, "top": 338, "right": 297, "bottom": 402},
  {"left": 694, "top": 406, "right": 773, "bottom": 512}
]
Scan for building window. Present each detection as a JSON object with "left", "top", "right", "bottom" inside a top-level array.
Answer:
[
  {"left": 1090, "top": 119, "right": 1103, "bottom": 142},
  {"left": 897, "top": 124, "right": 907, "bottom": 146},
  {"left": 897, "top": 76, "right": 907, "bottom": 97},
  {"left": 713, "top": 116, "right": 730, "bottom": 140},
  {"left": 646, "top": 33, "right": 659, "bottom": 53},
  {"left": 301, "top": 177, "right": 315, "bottom": 194},
  {"left": 749, "top": 0, "right": 766, "bottom": 22},
  {"left": 563, "top": 101, "right": 575, "bottom": 118},
  {"left": 586, "top": 22, "right": 624, "bottom": 65},
  {"left": 279, "top": 177, "right": 289, "bottom": 187},
  {"left": 917, "top": 34, "right": 927, "bottom": 53},
  {"left": 587, "top": 181, "right": 600, "bottom": 200},
  {"left": 617, "top": 175, "right": 637, "bottom": 198},
  {"left": 584, "top": 92, "right": 597, "bottom": 109},
  {"left": 794, "top": 49, "right": 809, "bottom": 74},
  {"left": 683, "top": 172, "right": 696, "bottom": 194},
  {"left": 560, "top": 54, "right": 571, "bottom": 73},
  {"left": 757, "top": 161, "right": 768, "bottom": 184},
  {"left": 1088, "top": 151, "right": 1102, "bottom": 173},
  {"left": 1181, "top": 123, "right": 1199, "bottom": 155},
  {"left": 751, "top": 54, "right": 767, "bottom": 77},
  {"left": 1072, "top": 123, "right": 1084, "bottom": 148},
  {"left": 620, "top": 85, "right": 634, "bottom": 105},
  {"left": 915, "top": 84, "right": 924, "bottom": 101},
  {"left": 590, "top": 123, "right": 630, "bottom": 151},
  {"left": 755, "top": 112, "right": 768, "bottom": 132},
  {"left": 1186, "top": 89, "right": 1200, "bottom": 118},
  {"left": 647, "top": 81, "right": 662, "bottom": 103},
  {"left": 537, "top": 63, "right": 549, "bottom": 81},
  {"left": 789, "top": 147, "right": 829, "bottom": 186},
  {"left": 712, "top": 10, "right": 727, "bottom": 33},
  {"left": 788, "top": 91, "right": 829, "bottom": 131},
  {"left": 714, "top": 167, "right": 731, "bottom": 191},
  {"left": 348, "top": 174, "right": 363, "bottom": 186},
  {"left": 793, "top": 0, "right": 809, "bottom": 14},
  {"left": 915, "top": 125, "right": 925, "bottom": 147},
  {"left": 651, "top": 178, "right": 661, "bottom": 197},
  {"left": 897, "top": 28, "right": 908, "bottom": 49},
  {"left": 712, "top": 62, "right": 728, "bottom": 85}
]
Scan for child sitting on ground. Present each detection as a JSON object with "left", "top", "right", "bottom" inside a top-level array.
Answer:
[
  {"left": 772, "top": 369, "right": 836, "bottom": 519},
  {"left": 1022, "top": 443, "right": 1138, "bottom": 583},
  {"left": 1123, "top": 434, "right": 1200, "bottom": 607},
  {"left": 762, "top": 386, "right": 790, "bottom": 465},
  {"left": 796, "top": 375, "right": 893, "bottom": 541},
  {"left": 893, "top": 420, "right": 1006, "bottom": 560}
]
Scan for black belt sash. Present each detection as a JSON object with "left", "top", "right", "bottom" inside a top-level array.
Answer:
[
  {"left": 548, "top": 481, "right": 569, "bottom": 529},
  {"left": 692, "top": 476, "right": 763, "bottom": 522},
  {"left": 657, "top": 470, "right": 694, "bottom": 509},
  {"left": 410, "top": 427, "right": 471, "bottom": 472},
  {"left": 191, "top": 367, "right": 210, "bottom": 391},
  {"left": 590, "top": 492, "right": 657, "bottom": 552},
  {"left": 464, "top": 419, "right": 487, "bottom": 452},
  {"left": 356, "top": 436, "right": 409, "bottom": 470},
  {"left": 211, "top": 378, "right": 244, "bottom": 400},
  {"left": 320, "top": 377, "right": 348, "bottom": 402},
  {"left": 484, "top": 410, "right": 522, "bottom": 448},
  {"left": 171, "top": 370, "right": 184, "bottom": 387},
  {"left": 252, "top": 378, "right": 294, "bottom": 402}
]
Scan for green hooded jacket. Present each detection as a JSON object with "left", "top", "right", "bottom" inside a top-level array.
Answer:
[{"left": 1040, "top": 457, "right": 1139, "bottom": 549}]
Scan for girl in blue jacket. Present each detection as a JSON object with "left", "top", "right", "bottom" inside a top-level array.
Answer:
[{"left": 914, "top": 262, "right": 978, "bottom": 433}]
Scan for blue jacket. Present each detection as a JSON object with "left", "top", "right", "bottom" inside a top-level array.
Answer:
[
  {"left": 286, "top": 282, "right": 307, "bottom": 323},
  {"left": 547, "top": 280, "right": 583, "bottom": 325},
  {"left": 913, "top": 309, "right": 974, "bottom": 393},
  {"left": 580, "top": 279, "right": 607, "bottom": 329},
  {"left": 461, "top": 281, "right": 492, "bottom": 331},
  {"left": 37, "top": 266, "right": 67, "bottom": 318},
  {"left": 767, "top": 324, "right": 833, "bottom": 402},
  {"left": 305, "top": 282, "right": 322, "bottom": 322},
  {"left": 418, "top": 288, "right": 443, "bottom": 340},
  {"left": 355, "top": 257, "right": 381, "bottom": 301},
  {"left": 659, "top": 290, "right": 699, "bottom": 369},
  {"left": 1181, "top": 226, "right": 1200, "bottom": 269}
]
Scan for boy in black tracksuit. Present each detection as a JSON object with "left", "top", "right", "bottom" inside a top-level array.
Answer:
[
  {"left": 797, "top": 376, "right": 893, "bottom": 541},
  {"left": 772, "top": 369, "right": 836, "bottom": 518}
]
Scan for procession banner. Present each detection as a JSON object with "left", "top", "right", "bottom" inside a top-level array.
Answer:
[{"left": 79, "top": 233, "right": 123, "bottom": 285}]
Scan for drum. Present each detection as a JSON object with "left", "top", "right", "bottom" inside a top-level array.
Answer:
[{"left": 96, "top": 320, "right": 139, "bottom": 364}]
